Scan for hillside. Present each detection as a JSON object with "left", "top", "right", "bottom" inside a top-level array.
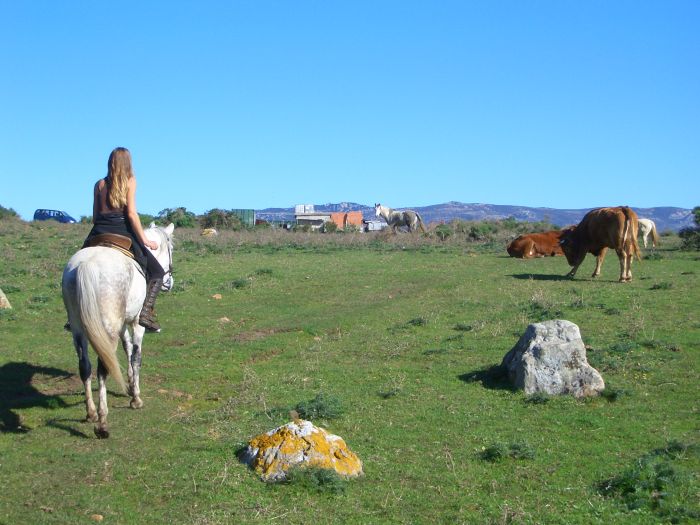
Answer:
[{"left": 257, "top": 201, "right": 695, "bottom": 232}]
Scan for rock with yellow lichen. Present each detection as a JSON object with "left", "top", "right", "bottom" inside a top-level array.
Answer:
[{"left": 239, "top": 420, "right": 363, "bottom": 482}]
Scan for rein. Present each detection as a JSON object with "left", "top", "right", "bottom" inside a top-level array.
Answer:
[{"left": 157, "top": 230, "right": 174, "bottom": 283}]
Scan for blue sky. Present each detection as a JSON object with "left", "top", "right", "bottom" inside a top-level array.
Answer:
[{"left": 2, "top": 1, "right": 698, "bottom": 221}]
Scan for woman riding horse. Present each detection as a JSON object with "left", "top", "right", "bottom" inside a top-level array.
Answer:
[{"left": 81, "top": 147, "right": 165, "bottom": 332}]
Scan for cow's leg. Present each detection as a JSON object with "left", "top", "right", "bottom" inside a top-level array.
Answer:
[
  {"left": 74, "top": 332, "right": 97, "bottom": 422},
  {"left": 567, "top": 264, "right": 581, "bottom": 278},
  {"left": 129, "top": 325, "right": 145, "bottom": 409},
  {"left": 624, "top": 249, "right": 633, "bottom": 282},
  {"left": 615, "top": 248, "right": 629, "bottom": 282},
  {"left": 95, "top": 358, "right": 109, "bottom": 439},
  {"left": 525, "top": 241, "right": 535, "bottom": 259},
  {"left": 592, "top": 248, "right": 608, "bottom": 278}
]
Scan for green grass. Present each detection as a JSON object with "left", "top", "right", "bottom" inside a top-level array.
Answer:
[{"left": 0, "top": 220, "right": 698, "bottom": 524}]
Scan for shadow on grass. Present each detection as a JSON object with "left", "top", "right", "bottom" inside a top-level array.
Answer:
[
  {"left": 510, "top": 273, "right": 571, "bottom": 281},
  {"left": 459, "top": 365, "right": 514, "bottom": 391},
  {"left": 46, "top": 418, "right": 91, "bottom": 439},
  {"left": 0, "top": 361, "right": 73, "bottom": 434}
]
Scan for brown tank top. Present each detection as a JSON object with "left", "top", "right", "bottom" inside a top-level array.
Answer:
[{"left": 96, "top": 177, "right": 127, "bottom": 217}]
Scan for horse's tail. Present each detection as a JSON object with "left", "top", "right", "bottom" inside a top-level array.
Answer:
[
  {"left": 621, "top": 207, "right": 642, "bottom": 262},
  {"left": 76, "top": 261, "right": 126, "bottom": 392},
  {"left": 650, "top": 222, "right": 659, "bottom": 247},
  {"left": 416, "top": 212, "right": 427, "bottom": 233}
]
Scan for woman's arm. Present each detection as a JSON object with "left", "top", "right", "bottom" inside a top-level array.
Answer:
[
  {"left": 125, "top": 177, "right": 158, "bottom": 250},
  {"left": 92, "top": 181, "right": 100, "bottom": 224}
]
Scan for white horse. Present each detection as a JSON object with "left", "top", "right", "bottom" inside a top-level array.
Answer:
[
  {"left": 637, "top": 218, "right": 659, "bottom": 248},
  {"left": 62, "top": 223, "right": 174, "bottom": 438},
  {"left": 374, "top": 203, "right": 427, "bottom": 233}
]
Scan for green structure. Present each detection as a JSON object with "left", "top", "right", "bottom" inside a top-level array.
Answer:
[{"left": 230, "top": 209, "right": 256, "bottom": 227}]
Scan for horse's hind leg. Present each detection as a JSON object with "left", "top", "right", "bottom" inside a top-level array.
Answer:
[
  {"left": 120, "top": 327, "right": 135, "bottom": 398},
  {"left": 94, "top": 358, "right": 110, "bottom": 438},
  {"left": 73, "top": 332, "right": 97, "bottom": 422},
  {"left": 127, "top": 326, "right": 145, "bottom": 409}
]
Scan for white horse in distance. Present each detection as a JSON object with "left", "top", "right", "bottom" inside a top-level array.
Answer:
[
  {"left": 637, "top": 218, "right": 659, "bottom": 248},
  {"left": 374, "top": 203, "right": 427, "bottom": 233},
  {"left": 62, "top": 223, "right": 175, "bottom": 438}
]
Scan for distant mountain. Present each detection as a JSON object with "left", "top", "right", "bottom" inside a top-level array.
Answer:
[{"left": 256, "top": 201, "right": 695, "bottom": 232}]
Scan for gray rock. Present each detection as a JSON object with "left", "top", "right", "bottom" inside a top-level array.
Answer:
[
  {"left": 501, "top": 320, "right": 604, "bottom": 397},
  {"left": 0, "top": 288, "right": 11, "bottom": 309}
]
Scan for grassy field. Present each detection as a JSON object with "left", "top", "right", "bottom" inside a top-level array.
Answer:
[{"left": 0, "top": 220, "right": 698, "bottom": 524}]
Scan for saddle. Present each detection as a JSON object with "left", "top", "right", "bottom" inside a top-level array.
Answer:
[{"left": 86, "top": 233, "right": 134, "bottom": 259}]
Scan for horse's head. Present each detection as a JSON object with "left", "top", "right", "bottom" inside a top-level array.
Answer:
[
  {"left": 374, "top": 203, "right": 381, "bottom": 218},
  {"left": 146, "top": 223, "right": 175, "bottom": 291}
]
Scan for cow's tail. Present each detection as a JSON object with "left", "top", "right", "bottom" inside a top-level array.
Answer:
[
  {"left": 621, "top": 207, "right": 642, "bottom": 261},
  {"left": 76, "top": 261, "right": 126, "bottom": 392},
  {"left": 416, "top": 212, "right": 427, "bottom": 233},
  {"left": 650, "top": 222, "right": 660, "bottom": 247}
]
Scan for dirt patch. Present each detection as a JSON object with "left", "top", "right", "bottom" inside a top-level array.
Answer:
[
  {"left": 156, "top": 388, "right": 193, "bottom": 400},
  {"left": 244, "top": 347, "right": 284, "bottom": 364},
  {"left": 232, "top": 327, "right": 296, "bottom": 343},
  {"left": 31, "top": 372, "right": 83, "bottom": 396}
]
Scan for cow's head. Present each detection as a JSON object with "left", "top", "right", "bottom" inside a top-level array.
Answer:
[{"left": 558, "top": 226, "right": 584, "bottom": 267}]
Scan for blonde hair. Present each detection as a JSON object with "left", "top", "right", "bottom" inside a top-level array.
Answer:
[{"left": 106, "top": 147, "right": 133, "bottom": 208}]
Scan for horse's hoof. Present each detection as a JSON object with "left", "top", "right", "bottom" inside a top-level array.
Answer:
[
  {"left": 94, "top": 426, "right": 110, "bottom": 439},
  {"left": 130, "top": 398, "right": 144, "bottom": 409}
]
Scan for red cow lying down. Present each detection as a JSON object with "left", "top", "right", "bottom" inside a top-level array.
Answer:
[
  {"left": 507, "top": 230, "right": 567, "bottom": 259},
  {"left": 559, "top": 206, "right": 641, "bottom": 282}
]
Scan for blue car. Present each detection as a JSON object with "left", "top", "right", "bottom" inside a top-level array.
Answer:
[{"left": 33, "top": 209, "right": 77, "bottom": 224}]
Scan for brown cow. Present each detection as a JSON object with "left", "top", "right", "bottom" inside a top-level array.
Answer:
[
  {"left": 559, "top": 206, "right": 641, "bottom": 282},
  {"left": 507, "top": 230, "right": 566, "bottom": 259}
]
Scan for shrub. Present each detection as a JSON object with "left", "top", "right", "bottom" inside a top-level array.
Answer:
[
  {"left": 0, "top": 205, "right": 18, "bottom": 220},
  {"left": 679, "top": 227, "right": 700, "bottom": 250},
  {"left": 138, "top": 213, "right": 156, "bottom": 225},
  {"left": 200, "top": 209, "right": 243, "bottom": 230},
  {"left": 229, "top": 278, "right": 249, "bottom": 290},
  {"left": 158, "top": 207, "right": 197, "bottom": 228},
  {"left": 678, "top": 206, "right": 700, "bottom": 250},
  {"left": 323, "top": 221, "right": 338, "bottom": 233},
  {"left": 294, "top": 392, "right": 344, "bottom": 420},
  {"left": 479, "top": 441, "right": 535, "bottom": 462},
  {"left": 434, "top": 224, "right": 452, "bottom": 241},
  {"left": 285, "top": 466, "right": 348, "bottom": 494},
  {"left": 601, "top": 388, "right": 628, "bottom": 402},
  {"left": 524, "top": 392, "right": 550, "bottom": 405},
  {"left": 597, "top": 440, "right": 699, "bottom": 521},
  {"left": 479, "top": 442, "right": 507, "bottom": 462}
]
